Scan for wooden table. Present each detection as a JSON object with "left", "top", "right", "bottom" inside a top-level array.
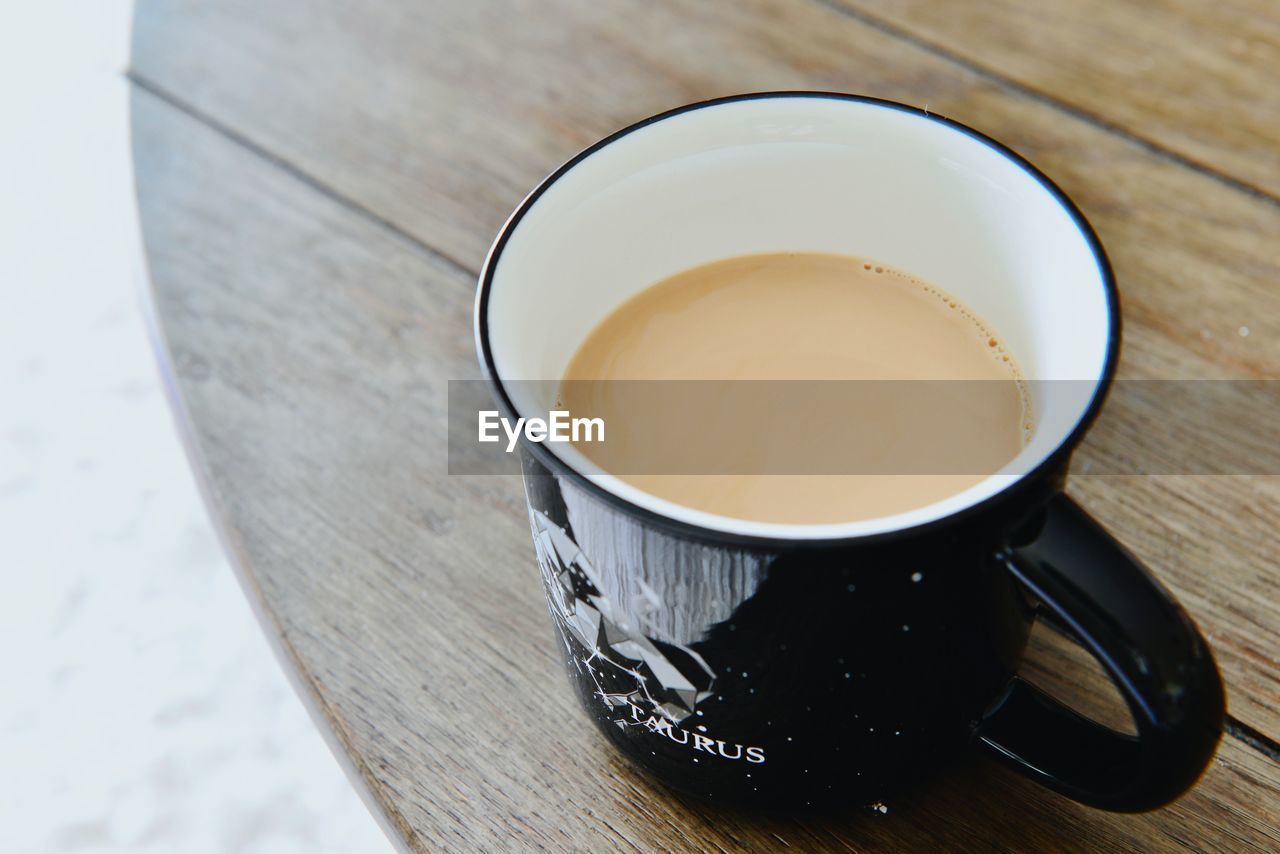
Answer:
[{"left": 131, "top": 1, "right": 1280, "bottom": 849}]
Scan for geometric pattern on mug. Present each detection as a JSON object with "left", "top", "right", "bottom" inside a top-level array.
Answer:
[{"left": 530, "top": 509, "right": 715, "bottom": 724}]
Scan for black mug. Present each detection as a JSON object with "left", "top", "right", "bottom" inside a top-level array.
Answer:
[{"left": 475, "top": 93, "right": 1224, "bottom": 811}]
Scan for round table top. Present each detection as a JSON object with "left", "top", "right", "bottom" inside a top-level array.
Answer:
[{"left": 131, "top": 0, "right": 1280, "bottom": 849}]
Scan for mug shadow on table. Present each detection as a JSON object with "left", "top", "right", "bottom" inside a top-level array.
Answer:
[{"left": 606, "top": 747, "right": 1127, "bottom": 849}]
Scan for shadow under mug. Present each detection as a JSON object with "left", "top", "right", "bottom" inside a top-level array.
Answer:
[{"left": 475, "top": 92, "right": 1224, "bottom": 811}]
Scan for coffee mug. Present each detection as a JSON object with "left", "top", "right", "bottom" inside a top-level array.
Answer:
[{"left": 474, "top": 92, "right": 1224, "bottom": 811}]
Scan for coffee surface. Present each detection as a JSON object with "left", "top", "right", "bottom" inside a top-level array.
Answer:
[{"left": 559, "top": 252, "right": 1028, "bottom": 524}]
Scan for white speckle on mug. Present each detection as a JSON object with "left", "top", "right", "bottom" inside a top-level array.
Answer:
[
  {"left": 696, "top": 710, "right": 704, "bottom": 716},
  {"left": 845, "top": 672, "right": 851, "bottom": 679},
  {"left": 902, "top": 625, "right": 910, "bottom": 632},
  {"left": 911, "top": 572, "right": 923, "bottom": 583},
  {"left": 787, "top": 736, "right": 793, "bottom": 742},
  {"left": 696, "top": 725, "right": 707, "bottom": 732}
]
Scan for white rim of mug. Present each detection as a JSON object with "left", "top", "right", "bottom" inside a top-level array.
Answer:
[{"left": 475, "top": 91, "right": 1120, "bottom": 547}]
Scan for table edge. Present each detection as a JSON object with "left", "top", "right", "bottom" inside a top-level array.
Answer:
[{"left": 131, "top": 207, "right": 416, "bottom": 852}]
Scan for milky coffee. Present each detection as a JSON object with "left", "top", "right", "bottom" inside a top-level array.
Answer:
[{"left": 559, "top": 252, "right": 1029, "bottom": 524}]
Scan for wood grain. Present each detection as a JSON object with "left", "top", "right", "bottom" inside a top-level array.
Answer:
[
  {"left": 130, "top": 0, "right": 1280, "bottom": 737},
  {"left": 134, "top": 87, "right": 1280, "bottom": 850},
  {"left": 830, "top": 0, "right": 1280, "bottom": 198}
]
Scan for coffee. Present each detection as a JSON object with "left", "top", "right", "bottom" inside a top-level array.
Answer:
[{"left": 559, "top": 252, "right": 1028, "bottom": 524}]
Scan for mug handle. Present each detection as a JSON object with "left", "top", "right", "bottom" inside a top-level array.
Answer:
[{"left": 974, "top": 493, "right": 1225, "bottom": 812}]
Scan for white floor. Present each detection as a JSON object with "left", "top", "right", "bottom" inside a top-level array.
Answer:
[{"left": 0, "top": 4, "right": 393, "bottom": 851}]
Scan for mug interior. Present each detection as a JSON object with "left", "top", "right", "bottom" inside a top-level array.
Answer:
[{"left": 479, "top": 94, "right": 1113, "bottom": 539}]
